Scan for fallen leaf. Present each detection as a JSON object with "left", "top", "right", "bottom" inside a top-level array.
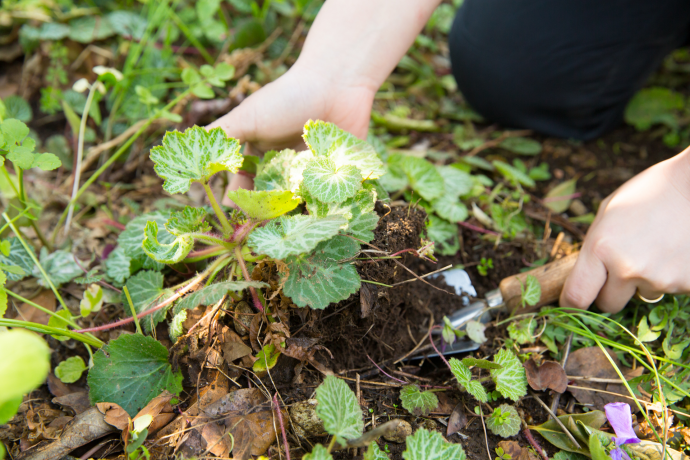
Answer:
[
  {"left": 18, "top": 290, "right": 56, "bottom": 325},
  {"left": 132, "top": 391, "right": 174, "bottom": 435},
  {"left": 52, "top": 391, "right": 91, "bottom": 415},
  {"left": 498, "top": 440, "right": 539, "bottom": 460},
  {"left": 201, "top": 422, "right": 233, "bottom": 458},
  {"left": 46, "top": 373, "right": 81, "bottom": 398},
  {"left": 96, "top": 402, "right": 129, "bottom": 430},
  {"left": 221, "top": 329, "right": 253, "bottom": 362},
  {"left": 524, "top": 358, "right": 568, "bottom": 393},
  {"left": 360, "top": 283, "right": 377, "bottom": 318},
  {"left": 447, "top": 403, "right": 468, "bottom": 437},
  {"left": 203, "top": 388, "right": 267, "bottom": 417}
]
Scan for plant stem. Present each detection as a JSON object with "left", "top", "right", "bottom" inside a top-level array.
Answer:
[
  {"left": 2, "top": 166, "right": 52, "bottom": 251},
  {"left": 0, "top": 318, "right": 103, "bottom": 347},
  {"left": 4, "top": 289, "right": 80, "bottom": 329},
  {"left": 123, "top": 286, "right": 143, "bottom": 335},
  {"left": 273, "top": 393, "right": 291, "bottom": 460},
  {"left": 51, "top": 89, "right": 193, "bottom": 245},
  {"left": 183, "top": 246, "right": 229, "bottom": 263},
  {"left": 327, "top": 436, "right": 337, "bottom": 453},
  {"left": 64, "top": 82, "right": 98, "bottom": 237},
  {"left": 234, "top": 245, "right": 263, "bottom": 312},
  {"left": 202, "top": 182, "right": 232, "bottom": 236}
]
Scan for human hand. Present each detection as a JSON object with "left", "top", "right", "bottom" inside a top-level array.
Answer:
[{"left": 560, "top": 146, "right": 690, "bottom": 312}]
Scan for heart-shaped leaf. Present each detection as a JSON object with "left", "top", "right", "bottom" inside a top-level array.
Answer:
[
  {"left": 248, "top": 214, "right": 346, "bottom": 260},
  {"left": 32, "top": 248, "right": 83, "bottom": 287},
  {"left": 88, "top": 333, "right": 183, "bottom": 417},
  {"left": 284, "top": 235, "right": 360, "bottom": 309},
  {"left": 486, "top": 404, "right": 521, "bottom": 438},
  {"left": 0, "top": 237, "right": 34, "bottom": 281},
  {"left": 392, "top": 155, "right": 444, "bottom": 201},
  {"left": 402, "top": 428, "right": 466, "bottom": 460},
  {"left": 226, "top": 189, "right": 301, "bottom": 220},
  {"left": 303, "top": 120, "right": 385, "bottom": 180},
  {"left": 438, "top": 166, "right": 473, "bottom": 197},
  {"left": 490, "top": 349, "right": 528, "bottom": 401},
  {"left": 315, "top": 376, "right": 363, "bottom": 446},
  {"left": 122, "top": 270, "right": 171, "bottom": 333},
  {"left": 104, "top": 247, "right": 132, "bottom": 285},
  {"left": 400, "top": 384, "right": 439, "bottom": 416},
  {"left": 55, "top": 356, "right": 87, "bottom": 384},
  {"left": 302, "top": 156, "right": 362, "bottom": 203},
  {"left": 150, "top": 126, "right": 242, "bottom": 194}
]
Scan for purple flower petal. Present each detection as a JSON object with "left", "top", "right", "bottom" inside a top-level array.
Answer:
[
  {"left": 605, "top": 403, "right": 640, "bottom": 445},
  {"left": 610, "top": 448, "right": 623, "bottom": 460}
]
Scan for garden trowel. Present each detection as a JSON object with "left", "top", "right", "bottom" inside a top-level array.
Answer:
[{"left": 419, "top": 252, "right": 579, "bottom": 358}]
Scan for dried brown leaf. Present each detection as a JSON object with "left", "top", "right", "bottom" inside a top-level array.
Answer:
[
  {"left": 524, "top": 358, "right": 568, "bottom": 393},
  {"left": 447, "top": 403, "right": 468, "bottom": 437}
]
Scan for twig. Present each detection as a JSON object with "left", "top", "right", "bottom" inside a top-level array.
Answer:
[
  {"left": 366, "top": 354, "right": 407, "bottom": 384},
  {"left": 389, "top": 265, "right": 453, "bottom": 287},
  {"left": 530, "top": 390, "right": 581, "bottom": 449},
  {"left": 273, "top": 393, "right": 290, "bottom": 460},
  {"left": 550, "top": 331, "right": 573, "bottom": 413}
]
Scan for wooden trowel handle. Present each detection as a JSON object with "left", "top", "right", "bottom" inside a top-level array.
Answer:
[{"left": 499, "top": 251, "right": 579, "bottom": 312}]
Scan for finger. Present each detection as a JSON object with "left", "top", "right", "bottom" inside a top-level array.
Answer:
[
  {"left": 206, "top": 101, "right": 257, "bottom": 144},
  {"left": 559, "top": 249, "right": 608, "bottom": 310},
  {"left": 594, "top": 274, "right": 637, "bottom": 313},
  {"left": 221, "top": 173, "right": 255, "bottom": 207}
]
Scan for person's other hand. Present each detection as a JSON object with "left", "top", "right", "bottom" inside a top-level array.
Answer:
[
  {"left": 560, "top": 146, "right": 690, "bottom": 313},
  {"left": 207, "top": 62, "right": 377, "bottom": 203}
]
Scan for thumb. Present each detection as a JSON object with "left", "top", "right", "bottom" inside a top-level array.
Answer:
[
  {"left": 559, "top": 248, "right": 607, "bottom": 310},
  {"left": 206, "top": 100, "right": 257, "bottom": 145}
]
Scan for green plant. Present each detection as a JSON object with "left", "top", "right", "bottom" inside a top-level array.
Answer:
[
  {"left": 447, "top": 352, "right": 527, "bottom": 404},
  {"left": 400, "top": 384, "right": 439, "bottom": 416},
  {"left": 495, "top": 446, "right": 512, "bottom": 460},
  {"left": 486, "top": 404, "right": 521, "bottom": 438},
  {"left": 519, "top": 274, "right": 541, "bottom": 308},
  {"left": 477, "top": 257, "right": 493, "bottom": 276}
]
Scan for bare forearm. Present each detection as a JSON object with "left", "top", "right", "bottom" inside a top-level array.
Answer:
[{"left": 296, "top": 0, "right": 443, "bottom": 92}]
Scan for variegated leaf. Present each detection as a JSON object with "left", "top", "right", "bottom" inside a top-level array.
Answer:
[
  {"left": 315, "top": 376, "right": 363, "bottom": 446},
  {"left": 165, "top": 206, "right": 210, "bottom": 235},
  {"left": 449, "top": 358, "right": 487, "bottom": 403},
  {"left": 0, "top": 237, "right": 34, "bottom": 281},
  {"left": 402, "top": 428, "right": 466, "bottom": 460},
  {"left": 248, "top": 215, "right": 346, "bottom": 260},
  {"left": 303, "top": 444, "right": 333, "bottom": 460},
  {"left": 302, "top": 156, "right": 362, "bottom": 203},
  {"left": 226, "top": 189, "right": 301, "bottom": 220},
  {"left": 118, "top": 211, "right": 171, "bottom": 271},
  {"left": 486, "top": 404, "right": 521, "bottom": 438},
  {"left": 284, "top": 235, "right": 360, "bottom": 309},
  {"left": 149, "top": 126, "right": 242, "bottom": 194},
  {"left": 490, "top": 349, "right": 528, "bottom": 401},
  {"left": 142, "top": 220, "right": 194, "bottom": 264},
  {"left": 303, "top": 120, "right": 385, "bottom": 179},
  {"left": 400, "top": 384, "right": 439, "bottom": 416},
  {"left": 364, "top": 442, "right": 390, "bottom": 460}
]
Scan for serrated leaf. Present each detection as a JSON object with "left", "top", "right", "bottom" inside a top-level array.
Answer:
[
  {"left": 55, "top": 356, "right": 87, "bottom": 384},
  {"left": 123, "top": 270, "right": 171, "bottom": 334},
  {"left": 499, "top": 137, "right": 542, "bottom": 155},
  {"left": 149, "top": 126, "right": 242, "bottom": 194},
  {"left": 326, "top": 187, "right": 378, "bottom": 242},
  {"left": 402, "top": 428, "right": 466, "bottom": 460},
  {"left": 486, "top": 404, "right": 521, "bottom": 438},
  {"left": 80, "top": 284, "right": 103, "bottom": 317},
  {"left": 394, "top": 155, "right": 444, "bottom": 201},
  {"left": 1, "top": 119, "right": 29, "bottom": 145},
  {"left": 521, "top": 274, "right": 541, "bottom": 307},
  {"left": 165, "top": 206, "right": 210, "bottom": 235},
  {"left": 508, "top": 317, "right": 537, "bottom": 345},
  {"left": 31, "top": 153, "right": 61, "bottom": 171},
  {"left": 302, "top": 156, "right": 362, "bottom": 203},
  {"left": 438, "top": 166, "right": 473, "bottom": 197},
  {"left": 400, "top": 384, "right": 439, "bottom": 416},
  {"left": 254, "top": 148, "right": 315, "bottom": 192},
  {"left": 449, "top": 358, "right": 488, "bottom": 403},
  {"left": 104, "top": 247, "right": 132, "bottom": 285},
  {"left": 544, "top": 179, "right": 577, "bottom": 214},
  {"left": 252, "top": 343, "right": 281, "bottom": 372},
  {"left": 490, "top": 349, "right": 528, "bottom": 401},
  {"left": 142, "top": 220, "right": 194, "bottom": 264},
  {"left": 284, "top": 235, "right": 360, "bottom": 309},
  {"left": 379, "top": 162, "right": 409, "bottom": 192},
  {"left": 118, "top": 211, "right": 171, "bottom": 271},
  {"left": 7, "top": 145, "right": 34, "bottom": 169},
  {"left": 466, "top": 320, "right": 487, "bottom": 344},
  {"left": 0, "top": 330, "right": 51, "bottom": 406},
  {"left": 425, "top": 215, "right": 459, "bottom": 256},
  {"left": 493, "top": 160, "right": 536, "bottom": 188},
  {"left": 173, "top": 280, "right": 268, "bottom": 315},
  {"left": 432, "top": 195, "right": 468, "bottom": 223},
  {"left": 248, "top": 215, "right": 347, "bottom": 259},
  {"left": 169, "top": 310, "right": 187, "bottom": 342},
  {"left": 304, "top": 444, "right": 333, "bottom": 460},
  {"left": 0, "top": 237, "right": 33, "bottom": 281},
  {"left": 88, "top": 334, "right": 183, "bottom": 417},
  {"left": 32, "top": 248, "right": 83, "bottom": 287},
  {"left": 3, "top": 96, "right": 32, "bottom": 123},
  {"left": 315, "top": 375, "right": 363, "bottom": 446},
  {"left": 303, "top": 120, "right": 385, "bottom": 180},
  {"left": 365, "top": 442, "right": 390, "bottom": 460},
  {"left": 226, "top": 189, "right": 301, "bottom": 220}
]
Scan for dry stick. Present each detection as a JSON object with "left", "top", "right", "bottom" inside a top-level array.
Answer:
[
  {"left": 477, "top": 372, "right": 492, "bottom": 460},
  {"left": 389, "top": 265, "right": 453, "bottom": 287},
  {"left": 75, "top": 256, "right": 229, "bottom": 333},
  {"left": 366, "top": 354, "right": 407, "bottom": 384},
  {"left": 530, "top": 390, "right": 581, "bottom": 449},
  {"left": 273, "top": 393, "right": 291, "bottom": 460},
  {"left": 550, "top": 331, "right": 574, "bottom": 413}
]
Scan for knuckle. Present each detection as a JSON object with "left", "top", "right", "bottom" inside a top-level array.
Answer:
[{"left": 561, "top": 288, "right": 589, "bottom": 309}]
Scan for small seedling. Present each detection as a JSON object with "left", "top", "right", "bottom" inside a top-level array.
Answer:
[
  {"left": 486, "top": 404, "right": 521, "bottom": 438},
  {"left": 495, "top": 446, "right": 512, "bottom": 460},
  {"left": 478, "top": 257, "right": 494, "bottom": 276}
]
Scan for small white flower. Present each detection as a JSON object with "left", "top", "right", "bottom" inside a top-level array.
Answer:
[
  {"left": 72, "top": 78, "right": 90, "bottom": 93},
  {"left": 94, "top": 81, "right": 107, "bottom": 95},
  {"left": 93, "top": 66, "right": 123, "bottom": 81}
]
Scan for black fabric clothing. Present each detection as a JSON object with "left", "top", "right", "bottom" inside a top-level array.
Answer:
[{"left": 448, "top": 0, "right": 690, "bottom": 140}]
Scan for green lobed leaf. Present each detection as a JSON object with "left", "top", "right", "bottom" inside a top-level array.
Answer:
[
  {"left": 227, "top": 189, "right": 302, "bottom": 220},
  {"left": 490, "top": 349, "right": 528, "bottom": 401},
  {"left": 31, "top": 153, "right": 61, "bottom": 171},
  {"left": 507, "top": 317, "right": 537, "bottom": 345},
  {"left": 303, "top": 120, "right": 385, "bottom": 180},
  {"left": 0, "top": 329, "right": 51, "bottom": 406},
  {"left": 486, "top": 404, "right": 521, "bottom": 438},
  {"left": 0, "top": 237, "right": 33, "bottom": 281},
  {"left": 378, "top": 162, "right": 409, "bottom": 192},
  {"left": 449, "top": 358, "right": 487, "bottom": 403},
  {"left": 55, "top": 356, "right": 87, "bottom": 384},
  {"left": 521, "top": 274, "right": 542, "bottom": 307},
  {"left": 123, "top": 270, "right": 171, "bottom": 334},
  {"left": 323, "top": 186, "right": 379, "bottom": 242},
  {"left": 432, "top": 195, "right": 468, "bottom": 223},
  {"left": 80, "top": 284, "right": 103, "bottom": 317},
  {"left": 400, "top": 384, "right": 439, "bottom": 416},
  {"left": 425, "top": 215, "right": 459, "bottom": 256},
  {"left": 165, "top": 206, "right": 210, "bottom": 235},
  {"left": 169, "top": 310, "right": 187, "bottom": 342},
  {"left": 248, "top": 214, "right": 347, "bottom": 260},
  {"left": 88, "top": 333, "right": 183, "bottom": 417},
  {"left": 493, "top": 160, "right": 536, "bottom": 188},
  {"left": 302, "top": 156, "right": 363, "bottom": 203},
  {"left": 254, "top": 148, "right": 315, "bottom": 192},
  {"left": 104, "top": 247, "right": 132, "bottom": 285},
  {"left": 142, "top": 220, "right": 195, "bottom": 264},
  {"left": 364, "top": 442, "right": 390, "bottom": 460},
  {"left": 284, "top": 235, "right": 361, "bottom": 309},
  {"left": 315, "top": 375, "right": 363, "bottom": 446},
  {"left": 625, "top": 87, "right": 684, "bottom": 131},
  {"left": 303, "top": 444, "right": 333, "bottom": 460},
  {"left": 173, "top": 280, "right": 268, "bottom": 315},
  {"left": 32, "top": 248, "right": 83, "bottom": 287},
  {"left": 118, "top": 211, "right": 172, "bottom": 271},
  {"left": 394, "top": 155, "right": 444, "bottom": 201},
  {"left": 149, "top": 126, "right": 242, "bottom": 194},
  {"left": 3, "top": 96, "right": 32, "bottom": 123},
  {"left": 438, "top": 166, "right": 473, "bottom": 197},
  {"left": 402, "top": 428, "right": 466, "bottom": 460},
  {"left": 1, "top": 119, "right": 29, "bottom": 145}
]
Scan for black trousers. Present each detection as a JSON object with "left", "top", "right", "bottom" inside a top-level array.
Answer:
[{"left": 449, "top": 0, "right": 690, "bottom": 140}]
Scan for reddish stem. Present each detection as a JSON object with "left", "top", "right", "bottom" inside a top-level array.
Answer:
[
  {"left": 366, "top": 354, "right": 407, "bottom": 384},
  {"left": 235, "top": 246, "right": 264, "bottom": 312},
  {"left": 273, "top": 393, "right": 291, "bottom": 460},
  {"left": 524, "top": 427, "right": 549, "bottom": 460},
  {"left": 101, "top": 218, "right": 126, "bottom": 231},
  {"left": 457, "top": 220, "right": 501, "bottom": 236}
]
